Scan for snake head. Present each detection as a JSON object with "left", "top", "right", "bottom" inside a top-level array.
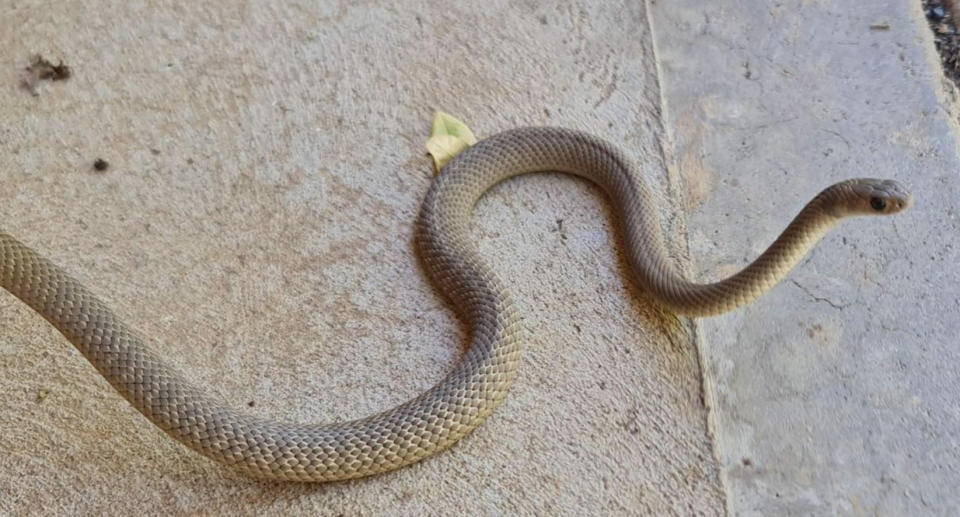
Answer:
[{"left": 836, "top": 178, "right": 914, "bottom": 216}]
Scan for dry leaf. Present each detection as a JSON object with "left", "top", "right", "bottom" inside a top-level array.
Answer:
[{"left": 426, "top": 111, "right": 477, "bottom": 173}]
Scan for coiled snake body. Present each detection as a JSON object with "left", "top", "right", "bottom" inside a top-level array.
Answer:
[{"left": 0, "top": 127, "right": 912, "bottom": 481}]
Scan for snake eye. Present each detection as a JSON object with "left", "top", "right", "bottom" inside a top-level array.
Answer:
[{"left": 870, "top": 197, "right": 887, "bottom": 212}]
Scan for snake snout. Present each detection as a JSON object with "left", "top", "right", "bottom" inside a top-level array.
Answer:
[
  {"left": 875, "top": 180, "right": 914, "bottom": 214},
  {"left": 846, "top": 178, "right": 914, "bottom": 216}
]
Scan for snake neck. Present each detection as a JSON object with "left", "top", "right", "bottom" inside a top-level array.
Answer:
[
  {"left": 642, "top": 192, "right": 841, "bottom": 317},
  {"left": 434, "top": 127, "right": 847, "bottom": 319}
]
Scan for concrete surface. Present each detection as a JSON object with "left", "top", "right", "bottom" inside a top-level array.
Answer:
[
  {"left": 649, "top": 1, "right": 960, "bottom": 515},
  {"left": 3, "top": 0, "right": 958, "bottom": 515},
  {"left": 0, "top": 1, "right": 725, "bottom": 516}
]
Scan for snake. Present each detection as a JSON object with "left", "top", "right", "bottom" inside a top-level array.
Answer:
[{"left": 0, "top": 127, "right": 912, "bottom": 481}]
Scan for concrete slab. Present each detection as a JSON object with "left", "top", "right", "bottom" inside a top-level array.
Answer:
[
  {"left": 649, "top": 0, "right": 960, "bottom": 514},
  {"left": 0, "top": 1, "right": 724, "bottom": 515}
]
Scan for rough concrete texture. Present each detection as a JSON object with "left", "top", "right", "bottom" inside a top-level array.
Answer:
[
  {"left": 650, "top": 0, "right": 960, "bottom": 515},
  {"left": 0, "top": 1, "right": 725, "bottom": 515}
]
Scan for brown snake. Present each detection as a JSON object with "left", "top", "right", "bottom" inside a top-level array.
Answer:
[{"left": 0, "top": 127, "right": 912, "bottom": 481}]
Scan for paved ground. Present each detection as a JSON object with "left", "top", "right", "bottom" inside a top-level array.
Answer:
[
  {"left": 0, "top": 1, "right": 722, "bottom": 515},
  {"left": 0, "top": 0, "right": 957, "bottom": 516},
  {"left": 650, "top": 1, "right": 960, "bottom": 515}
]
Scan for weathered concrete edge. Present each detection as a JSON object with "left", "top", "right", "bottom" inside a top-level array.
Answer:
[{"left": 642, "top": 2, "right": 733, "bottom": 514}]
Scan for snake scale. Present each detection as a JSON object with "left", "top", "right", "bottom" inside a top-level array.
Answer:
[{"left": 0, "top": 127, "right": 912, "bottom": 481}]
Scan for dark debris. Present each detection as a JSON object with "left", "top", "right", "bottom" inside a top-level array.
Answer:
[
  {"left": 924, "top": 0, "right": 960, "bottom": 85},
  {"left": 20, "top": 54, "right": 71, "bottom": 95}
]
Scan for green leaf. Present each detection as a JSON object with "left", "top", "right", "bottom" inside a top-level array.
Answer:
[{"left": 426, "top": 111, "right": 477, "bottom": 173}]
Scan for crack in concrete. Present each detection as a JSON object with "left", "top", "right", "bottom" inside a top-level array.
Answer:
[{"left": 789, "top": 279, "right": 849, "bottom": 310}]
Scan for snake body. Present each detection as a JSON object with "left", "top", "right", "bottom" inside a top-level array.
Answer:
[{"left": 0, "top": 127, "right": 912, "bottom": 481}]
